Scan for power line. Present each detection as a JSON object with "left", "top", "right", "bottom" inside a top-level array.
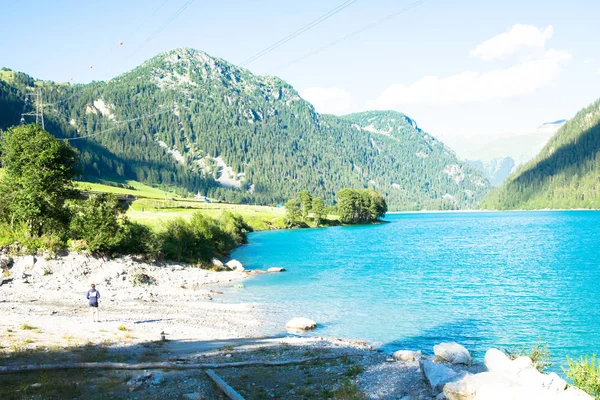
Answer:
[
  {"left": 132, "top": 0, "right": 172, "bottom": 33},
  {"left": 59, "top": 106, "right": 177, "bottom": 141},
  {"left": 21, "top": 90, "right": 45, "bottom": 130},
  {"left": 274, "top": 0, "right": 429, "bottom": 71},
  {"left": 124, "top": 0, "right": 196, "bottom": 62},
  {"left": 240, "top": 0, "right": 359, "bottom": 67}
]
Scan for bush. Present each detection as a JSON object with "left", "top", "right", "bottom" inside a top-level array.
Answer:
[
  {"left": 115, "top": 220, "right": 161, "bottom": 260},
  {"left": 68, "top": 194, "right": 123, "bottom": 253},
  {"left": 565, "top": 355, "right": 600, "bottom": 399},
  {"left": 159, "top": 212, "right": 250, "bottom": 265},
  {"left": 504, "top": 339, "right": 552, "bottom": 372},
  {"left": 0, "top": 222, "right": 66, "bottom": 254},
  {"left": 159, "top": 217, "right": 213, "bottom": 265}
]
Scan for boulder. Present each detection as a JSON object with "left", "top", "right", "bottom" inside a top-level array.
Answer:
[
  {"left": 32, "top": 258, "right": 50, "bottom": 276},
  {"left": 559, "top": 387, "right": 595, "bottom": 399},
  {"left": 484, "top": 349, "right": 532, "bottom": 375},
  {"left": 225, "top": 259, "right": 244, "bottom": 271},
  {"left": 14, "top": 255, "right": 36, "bottom": 270},
  {"left": 285, "top": 317, "right": 317, "bottom": 331},
  {"left": 443, "top": 348, "right": 594, "bottom": 400},
  {"left": 434, "top": 342, "right": 472, "bottom": 365},
  {"left": 393, "top": 350, "right": 422, "bottom": 362},
  {"left": 268, "top": 267, "right": 286, "bottom": 272},
  {"left": 0, "top": 256, "right": 12, "bottom": 269},
  {"left": 421, "top": 359, "right": 466, "bottom": 393},
  {"left": 444, "top": 372, "right": 507, "bottom": 400},
  {"left": 150, "top": 371, "right": 165, "bottom": 385},
  {"left": 211, "top": 258, "right": 224, "bottom": 267},
  {"left": 543, "top": 372, "right": 567, "bottom": 392}
]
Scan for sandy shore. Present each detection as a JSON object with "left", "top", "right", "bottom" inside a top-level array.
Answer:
[{"left": 0, "top": 253, "right": 263, "bottom": 354}]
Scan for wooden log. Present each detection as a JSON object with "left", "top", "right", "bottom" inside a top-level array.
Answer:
[
  {"left": 0, "top": 353, "right": 363, "bottom": 374},
  {"left": 206, "top": 369, "right": 245, "bottom": 400}
]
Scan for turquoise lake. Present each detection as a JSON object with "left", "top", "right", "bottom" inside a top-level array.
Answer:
[{"left": 228, "top": 211, "right": 600, "bottom": 366}]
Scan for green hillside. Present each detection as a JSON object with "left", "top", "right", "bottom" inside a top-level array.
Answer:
[
  {"left": 0, "top": 48, "right": 491, "bottom": 210},
  {"left": 481, "top": 99, "right": 600, "bottom": 210}
]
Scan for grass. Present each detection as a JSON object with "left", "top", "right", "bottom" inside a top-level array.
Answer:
[
  {"left": 20, "top": 323, "right": 37, "bottom": 331},
  {"left": 127, "top": 198, "right": 286, "bottom": 232},
  {"left": 117, "top": 325, "right": 129, "bottom": 332},
  {"left": 75, "top": 178, "right": 180, "bottom": 199},
  {"left": 504, "top": 339, "right": 552, "bottom": 372}
]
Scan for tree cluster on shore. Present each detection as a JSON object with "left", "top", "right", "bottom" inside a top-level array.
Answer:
[
  {"left": 284, "top": 188, "right": 387, "bottom": 227},
  {"left": 0, "top": 124, "right": 250, "bottom": 265}
]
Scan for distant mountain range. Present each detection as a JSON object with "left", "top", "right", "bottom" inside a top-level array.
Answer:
[
  {"left": 466, "top": 157, "right": 516, "bottom": 186},
  {"left": 0, "top": 48, "right": 491, "bottom": 210},
  {"left": 482, "top": 100, "right": 600, "bottom": 209}
]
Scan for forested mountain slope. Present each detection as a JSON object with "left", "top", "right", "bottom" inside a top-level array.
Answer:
[
  {"left": 481, "top": 99, "right": 600, "bottom": 209},
  {"left": 0, "top": 48, "right": 491, "bottom": 210}
]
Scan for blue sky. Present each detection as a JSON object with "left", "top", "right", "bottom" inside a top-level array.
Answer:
[{"left": 1, "top": 0, "right": 599, "bottom": 160}]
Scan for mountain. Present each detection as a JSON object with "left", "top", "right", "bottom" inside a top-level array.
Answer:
[
  {"left": 0, "top": 48, "right": 491, "bottom": 210},
  {"left": 481, "top": 100, "right": 600, "bottom": 210},
  {"left": 451, "top": 120, "right": 565, "bottom": 168},
  {"left": 466, "top": 157, "right": 515, "bottom": 186}
]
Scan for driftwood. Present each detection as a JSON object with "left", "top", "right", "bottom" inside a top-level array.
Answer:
[
  {"left": 0, "top": 353, "right": 364, "bottom": 374},
  {"left": 206, "top": 369, "right": 245, "bottom": 400}
]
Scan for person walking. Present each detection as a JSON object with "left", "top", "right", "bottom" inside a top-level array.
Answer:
[{"left": 86, "top": 283, "right": 100, "bottom": 322}]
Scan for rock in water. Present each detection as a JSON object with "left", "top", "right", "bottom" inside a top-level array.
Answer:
[
  {"left": 434, "top": 342, "right": 472, "bottom": 365},
  {"left": 268, "top": 267, "right": 286, "bottom": 272},
  {"left": 421, "top": 359, "right": 465, "bottom": 393},
  {"left": 285, "top": 317, "right": 317, "bottom": 331},
  {"left": 393, "top": 350, "right": 422, "bottom": 361},
  {"left": 225, "top": 259, "right": 244, "bottom": 271}
]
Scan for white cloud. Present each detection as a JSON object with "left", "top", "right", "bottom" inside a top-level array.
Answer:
[
  {"left": 369, "top": 49, "right": 570, "bottom": 107},
  {"left": 301, "top": 87, "right": 353, "bottom": 115},
  {"left": 470, "top": 24, "right": 554, "bottom": 61},
  {"left": 370, "top": 24, "right": 571, "bottom": 108},
  {"left": 584, "top": 58, "right": 593, "bottom": 64}
]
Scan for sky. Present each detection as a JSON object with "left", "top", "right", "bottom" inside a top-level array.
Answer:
[{"left": 1, "top": 0, "right": 599, "bottom": 160}]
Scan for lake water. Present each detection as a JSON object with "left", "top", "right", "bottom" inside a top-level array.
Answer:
[{"left": 228, "top": 211, "right": 600, "bottom": 366}]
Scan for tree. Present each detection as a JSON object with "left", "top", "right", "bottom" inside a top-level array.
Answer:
[
  {"left": 0, "top": 124, "right": 79, "bottom": 235},
  {"left": 311, "top": 197, "right": 325, "bottom": 226},
  {"left": 298, "top": 190, "right": 312, "bottom": 221},
  {"left": 336, "top": 188, "right": 387, "bottom": 224},
  {"left": 285, "top": 198, "right": 301, "bottom": 226},
  {"left": 69, "top": 193, "right": 122, "bottom": 253}
]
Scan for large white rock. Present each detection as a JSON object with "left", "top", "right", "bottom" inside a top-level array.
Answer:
[
  {"left": 393, "top": 350, "right": 422, "bottom": 361},
  {"left": 444, "top": 348, "right": 594, "bottom": 400},
  {"left": 211, "top": 258, "right": 224, "bottom": 267},
  {"left": 444, "top": 372, "right": 506, "bottom": 400},
  {"left": 421, "top": 359, "right": 466, "bottom": 393},
  {"left": 14, "top": 255, "right": 36, "bottom": 270},
  {"left": 434, "top": 342, "right": 472, "bottom": 365},
  {"left": 225, "top": 259, "right": 244, "bottom": 271},
  {"left": 543, "top": 372, "right": 568, "bottom": 392},
  {"left": 285, "top": 318, "right": 316, "bottom": 331},
  {"left": 559, "top": 387, "right": 595, "bottom": 399}
]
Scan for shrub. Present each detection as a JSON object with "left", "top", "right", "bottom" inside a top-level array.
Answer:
[
  {"left": 159, "top": 212, "right": 249, "bottom": 265},
  {"left": 159, "top": 218, "right": 213, "bottom": 264},
  {"left": 564, "top": 355, "right": 600, "bottom": 399},
  {"left": 504, "top": 339, "right": 552, "bottom": 372},
  {"left": 115, "top": 220, "right": 161, "bottom": 260},
  {"left": 68, "top": 194, "right": 122, "bottom": 253}
]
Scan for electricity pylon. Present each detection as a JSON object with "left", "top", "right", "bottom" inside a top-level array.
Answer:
[{"left": 21, "top": 89, "right": 45, "bottom": 130}]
